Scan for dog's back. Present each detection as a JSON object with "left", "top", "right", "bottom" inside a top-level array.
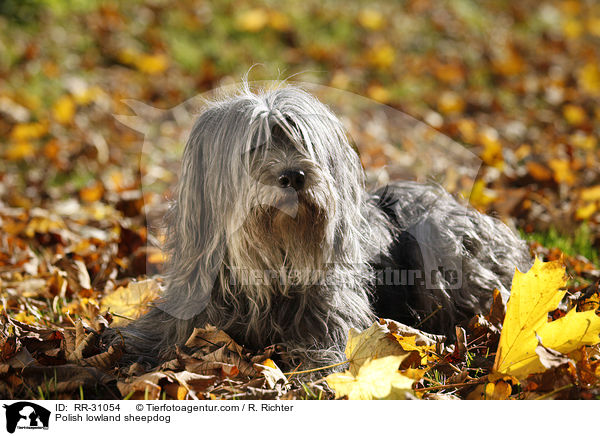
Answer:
[{"left": 369, "top": 181, "right": 531, "bottom": 335}]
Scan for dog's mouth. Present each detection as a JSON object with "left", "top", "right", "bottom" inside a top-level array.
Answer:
[{"left": 249, "top": 193, "right": 325, "bottom": 232}]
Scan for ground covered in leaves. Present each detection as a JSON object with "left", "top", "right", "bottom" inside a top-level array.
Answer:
[{"left": 1, "top": 0, "right": 600, "bottom": 399}]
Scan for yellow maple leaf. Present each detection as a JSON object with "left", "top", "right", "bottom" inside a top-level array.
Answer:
[
  {"left": 493, "top": 258, "right": 600, "bottom": 379},
  {"left": 100, "top": 279, "right": 162, "bottom": 326},
  {"left": 325, "top": 320, "right": 439, "bottom": 399},
  {"left": 325, "top": 355, "right": 415, "bottom": 400}
]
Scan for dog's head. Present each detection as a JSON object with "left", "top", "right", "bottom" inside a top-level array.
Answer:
[{"left": 159, "top": 85, "right": 379, "bottom": 316}]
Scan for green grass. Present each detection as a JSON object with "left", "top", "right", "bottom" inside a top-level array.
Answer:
[{"left": 521, "top": 224, "right": 599, "bottom": 266}]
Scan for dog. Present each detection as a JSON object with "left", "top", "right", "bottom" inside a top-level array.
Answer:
[{"left": 105, "top": 84, "right": 531, "bottom": 371}]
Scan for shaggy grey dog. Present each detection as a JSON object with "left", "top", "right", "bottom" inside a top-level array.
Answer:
[{"left": 106, "top": 85, "right": 531, "bottom": 370}]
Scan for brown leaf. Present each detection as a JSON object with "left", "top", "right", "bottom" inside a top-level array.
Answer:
[
  {"left": 254, "top": 359, "right": 288, "bottom": 390},
  {"left": 454, "top": 326, "right": 468, "bottom": 361},
  {"left": 118, "top": 370, "right": 217, "bottom": 400},
  {"left": 171, "top": 371, "right": 218, "bottom": 397},
  {"left": 64, "top": 320, "right": 100, "bottom": 363},
  {"left": 185, "top": 326, "right": 244, "bottom": 355},
  {"left": 82, "top": 345, "right": 123, "bottom": 370},
  {"left": 184, "top": 345, "right": 256, "bottom": 378},
  {"left": 385, "top": 319, "right": 445, "bottom": 345},
  {"left": 117, "top": 371, "right": 170, "bottom": 400},
  {"left": 1, "top": 336, "right": 19, "bottom": 361},
  {"left": 54, "top": 257, "right": 92, "bottom": 294},
  {"left": 488, "top": 288, "right": 507, "bottom": 328}
]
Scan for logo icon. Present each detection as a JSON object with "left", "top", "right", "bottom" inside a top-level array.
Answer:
[{"left": 3, "top": 402, "right": 50, "bottom": 434}]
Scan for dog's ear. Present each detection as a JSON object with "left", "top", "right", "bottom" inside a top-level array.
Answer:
[{"left": 157, "top": 117, "right": 226, "bottom": 320}]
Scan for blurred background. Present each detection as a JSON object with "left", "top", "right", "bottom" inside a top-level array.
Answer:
[{"left": 0, "top": 0, "right": 599, "bottom": 308}]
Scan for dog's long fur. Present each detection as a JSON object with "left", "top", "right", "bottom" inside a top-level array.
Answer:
[{"left": 105, "top": 84, "right": 531, "bottom": 370}]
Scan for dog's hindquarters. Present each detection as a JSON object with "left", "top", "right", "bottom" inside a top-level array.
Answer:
[{"left": 369, "top": 181, "right": 531, "bottom": 335}]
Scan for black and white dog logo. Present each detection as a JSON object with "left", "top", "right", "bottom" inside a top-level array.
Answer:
[{"left": 3, "top": 402, "right": 50, "bottom": 433}]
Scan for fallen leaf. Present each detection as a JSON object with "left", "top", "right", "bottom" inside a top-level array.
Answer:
[
  {"left": 100, "top": 279, "right": 162, "bottom": 326},
  {"left": 549, "top": 159, "right": 575, "bottom": 185},
  {"left": 575, "top": 202, "right": 597, "bottom": 221},
  {"left": 344, "top": 321, "right": 408, "bottom": 374},
  {"left": 184, "top": 326, "right": 243, "bottom": 355},
  {"left": 493, "top": 258, "right": 600, "bottom": 379},
  {"left": 326, "top": 355, "right": 415, "bottom": 400},
  {"left": 488, "top": 288, "right": 507, "bottom": 328},
  {"left": 4, "top": 142, "right": 36, "bottom": 161},
  {"left": 54, "top": 257, "right": 92, "bottom": 295},
  {"left": 254, "top": 359, "right": 287, "bottom": 390},
  {"left": 526, "top": 161, "right": 553, "bottom": 182},
  {"left": 117, "top": 371, "right": 171, "bottom": 400},
  {"left": 183, "top": 345, "right": 256, "bottom": 378}
]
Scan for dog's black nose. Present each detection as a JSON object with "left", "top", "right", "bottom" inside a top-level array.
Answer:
[{"left": 278, "top": 169, "right": 305, "bottom": 191}]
